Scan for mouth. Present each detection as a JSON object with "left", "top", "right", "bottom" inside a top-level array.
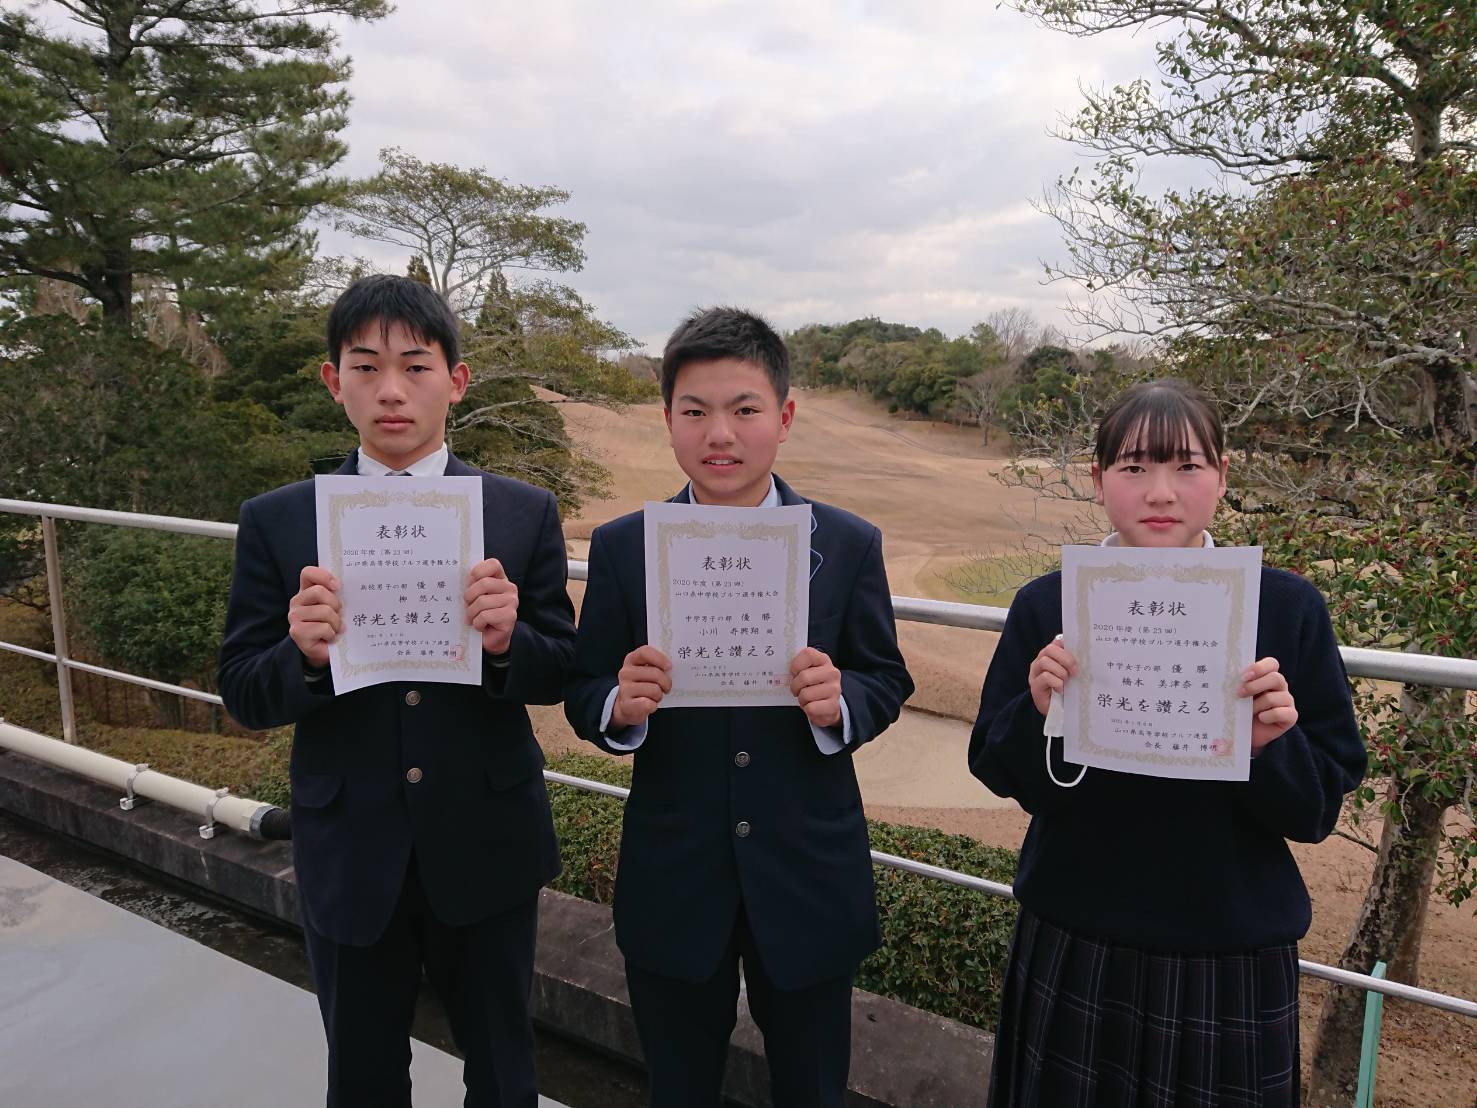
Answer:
[
  {"left": 702, "top": 456, "right": 740, "bottom": 468},
  {"left": 1141, "top": 517, "right": 1179, "bottom": 528},
  {"left": 377, "top": 416, "right": 413, "bottom": 429}
]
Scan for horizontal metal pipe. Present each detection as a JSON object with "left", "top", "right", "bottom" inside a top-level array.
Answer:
[
  {"left": 61, "top": 658, "right": 225, "bottom": 706},
  {"left": 543, "top": 769, "right": 631, "bottom": 800},
  {"left": 4, "top": 500, "right": 1474, "bottom": 1016},
  {"left": 0, "top": 645, "right": 224, "bottom": 706},
  {"left": 543, "top": 767, "right": 1477, "bottom": 1017},
  {"left": 0, "top": 498, "right": 237, "bottom": 540},
  {"left": 575, "top": 558, "right": 1477, "bottom": 688},
  {"left": 0, "top": 720, "right": 278, "bottom": 840},
  {"left": 0, "top": 639, "right": 58, "bottom": 664},
  {"left": 1297, "top": 960, "right": 1477, "bottom": 1018},
  {"left": 3, "top": 500, "right": 1474, "bottom": 688}
]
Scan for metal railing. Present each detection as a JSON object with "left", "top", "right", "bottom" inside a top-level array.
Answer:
[{"left": 3, "top": 496, "right": 1476, "bottom": 1021}]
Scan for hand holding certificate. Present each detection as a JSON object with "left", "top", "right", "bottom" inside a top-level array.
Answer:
[
  {"left": 644, "top": 500, "right": 811, "bottom": 708},
  {"left": 314, "top": 475, "right": 484, "bottom": 693},
  {"left": 1061, "top": 544, "right": 1262, "bottom": 781}
]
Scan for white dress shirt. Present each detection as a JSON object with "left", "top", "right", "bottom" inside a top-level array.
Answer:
[{"left": 357, "top": 443, "right": 449, "bottom": 477}]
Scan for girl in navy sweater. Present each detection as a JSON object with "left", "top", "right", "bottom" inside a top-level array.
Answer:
[{"left": 970, "top": 379, "right": 1366, "bottom": 1108}]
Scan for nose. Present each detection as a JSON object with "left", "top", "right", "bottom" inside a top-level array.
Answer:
[
  {"left": 376, "top": 369, "right": 408, "bottom": 404},
  {"left": 1146, "top": 466, "right": 1175, "bottom": 503},
  {"left": 706, "top": 413, "right": 735, "bottom": 446}
]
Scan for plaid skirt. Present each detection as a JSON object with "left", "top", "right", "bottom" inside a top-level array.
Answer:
[{"left": 987, "top": 909, "right": 1300, "bottom": 1108}]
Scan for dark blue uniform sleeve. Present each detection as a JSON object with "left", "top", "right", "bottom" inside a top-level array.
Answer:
[
  {"left": 1234, "top": 583, "right": 1366, "bottom": 842},
  {"left": 563, "top": 526, "right": 636, "bottom": 755},
  {"left": 831, "top": 526, "right": 913, "bottom": 752},
  {"left": 218, "top": 497, "right": 334, "bottom": 731},
  {"left": 967, "top": 577, "right": 1093, "bottom": 815},
  {"left": 482, "top": 488, "right": 576, "bottom": 705}
]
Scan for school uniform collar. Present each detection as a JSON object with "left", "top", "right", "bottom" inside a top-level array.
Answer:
[
  {"left": 339, "top": 445, "right": 476, "bottom": 478},
  {"left": 672, "top": 474, "right": 780, "bottom": 508},
  {"left": 1100, "top": 531, "right": 1216, "bottom": 548},
  {"left": 350, "top": 444, "right": 450, "bottom": 477}
]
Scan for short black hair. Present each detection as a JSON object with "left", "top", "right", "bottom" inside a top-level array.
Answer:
[
  {"left": 1095, "top": 378, "right": 1225, "bottom": 468},
  {"left": 326, "top": 275, "right": 462, "bottom": 369},
  {"left": 660, "top": 307, "right": 788, "bottom": 408}
]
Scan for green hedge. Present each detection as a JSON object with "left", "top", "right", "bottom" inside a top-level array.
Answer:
[{"left": 544, "top": 752, "right": 1019, "bottom": 1030}]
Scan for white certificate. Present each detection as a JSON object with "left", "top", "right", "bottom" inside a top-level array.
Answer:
[
  {"left": 314, "top": 476, "right": 484, "bottom": 693},
  {"left": 1061, "top": 545, "right": 1262, "bottom": 781},
  {"left": 644, "top": 501, "right": 811, "bottom": 709}
]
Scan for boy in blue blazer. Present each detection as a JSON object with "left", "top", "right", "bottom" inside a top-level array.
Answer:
[
  {"left": 564, "top": 307, "right": 914, "bottom": 1107},
  {"left": 220, "top": 276, "right": 574, "bottom": 1108}
]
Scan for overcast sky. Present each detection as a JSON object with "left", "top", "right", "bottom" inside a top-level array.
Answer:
[{"left": 311, "top": 1, "right": 1172, "bottom": 351}]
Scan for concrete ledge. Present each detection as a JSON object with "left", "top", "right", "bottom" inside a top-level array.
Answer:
[
  {"left": 0, "top": 748, "right": 301, "bottom": 925},
  {"left": 0, "top": 749, "right": 992, "bottom": 1106}
]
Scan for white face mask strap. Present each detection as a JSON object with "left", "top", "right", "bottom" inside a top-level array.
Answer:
[
  {"left": 1041, "top": 668, "right": 1086, "bottom": 788},
  {"left": 1046, "top": 735, "right": 1087, "bottom": 788}
]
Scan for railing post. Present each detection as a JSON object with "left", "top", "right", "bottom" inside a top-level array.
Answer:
[
  {"left": 41, "top": 515, "right": 78, "bottom": 745},
  {"left": 1355, "top": 960, "right": 1388, "bottom": 1108}
]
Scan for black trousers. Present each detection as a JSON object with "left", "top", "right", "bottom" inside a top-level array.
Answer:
[
  {"left": 624, "top": 903, "right": 854, "bottom": 1108},
  {"left": 302, "top": 854, "right": 540, "bottom": 1108}
]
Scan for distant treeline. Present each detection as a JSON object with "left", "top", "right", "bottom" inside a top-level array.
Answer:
[{"left": 784, "top": 310, "right": 1149, "bottom": 438}]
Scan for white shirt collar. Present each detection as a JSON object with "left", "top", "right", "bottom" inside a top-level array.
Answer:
[
  {"left": 685, "top": 475, "right": 780, "bottom": 508},
  {"left": 1101, "top": 530, "right": 1216, "bottom": 548},
  {"left": 357, "top": 444, "right": 449, "bottom": 478}
]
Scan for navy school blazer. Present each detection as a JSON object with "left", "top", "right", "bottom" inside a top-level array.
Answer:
[
  {"left": 563, "top": 474, "right": 915, "bottom": 990},
  {"left": 218, "top": 449, "right": 574, "bottom": 946}
]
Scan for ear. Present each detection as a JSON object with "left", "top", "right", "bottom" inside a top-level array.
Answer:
[
  {"left": 777, "top": 396, "right": 796, "bottom": 443},
  {"left": 1216, "top": 453, "right": 1229, "bottom": 499},
  {"left": 321, "top": 361, "right": 345, "bottom": 404},
  {"left": 663, "top": 404, "right": 674, "bottom": 439},
  {"left": 449, "top": 362, "right": 470, "bottom": 404},
  {"left": 1090, "top": 460, "right": 1104, "bottom": 505}
]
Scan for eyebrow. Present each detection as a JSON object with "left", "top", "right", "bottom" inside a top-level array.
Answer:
[
  {"left": 1118, "top": 450, "right": 1210, "bottom": 460},
  {"left": 346, "top": 346, "right": 433, "bottom": 357},
  {"left": 677, "top": 391, "right": 763, "bottom": 405}
]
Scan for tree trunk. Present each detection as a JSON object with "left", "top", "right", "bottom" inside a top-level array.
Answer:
[
  {"left": 148, "top": 689, "right": 184, "bottom": 730},
  {"left": 1424, "top": 360, "right": 1475, "bottom": 450},
  {"left": 1306, "top": 780, "right": 1446, "bottom": 1106}
]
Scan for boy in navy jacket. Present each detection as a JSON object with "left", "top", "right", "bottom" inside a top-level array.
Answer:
[
  {"left": 220, "top": 276, "right": 574, "bottom": 1108},
  {"left": 564, "top": 307, "right": 914, "bottom": 1107}
]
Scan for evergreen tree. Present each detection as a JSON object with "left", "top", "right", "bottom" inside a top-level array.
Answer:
[{"left": 0, "top": 0, "right": 388, "bottom": 327}]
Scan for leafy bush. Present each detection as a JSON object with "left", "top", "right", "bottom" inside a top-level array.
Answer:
[{"left": 69, "top": 529, "right": 234, "bottom": 728}]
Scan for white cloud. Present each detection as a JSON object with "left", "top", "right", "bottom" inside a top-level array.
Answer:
[{"left": 317, "top": 0, "right": 1165, "bottom": 349}]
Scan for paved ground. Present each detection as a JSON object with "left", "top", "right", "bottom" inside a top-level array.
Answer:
[{"left": 0, "top": 853, "right": 568, "bottom": 1108}]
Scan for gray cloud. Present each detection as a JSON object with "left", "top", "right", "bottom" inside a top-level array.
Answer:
[{"left": 322, "top": 0, "right": 1163, "bottom": 350}]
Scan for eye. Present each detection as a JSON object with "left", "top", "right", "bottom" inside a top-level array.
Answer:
[
  {"left": 1118, "top": 463, "right": 1143, "bottom": 474},
  {"left": 681, "top": 408, "right": 705, "bottom": 418},
  {"left": 407, "top": 364, "right": 432, "bottom": 374},
  {"left": 1179, "top": 461, "right": 1202, "bottom": 472},
  {"left": 736, "top": 406, "right": 759, "bottom": 416},
  {"left": 352, "top": 363, "right": 376, "bottom": 372}
]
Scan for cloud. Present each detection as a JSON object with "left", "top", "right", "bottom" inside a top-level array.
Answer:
[{"left": 322, "top": 0, "right": 1163, "bottom": 350}]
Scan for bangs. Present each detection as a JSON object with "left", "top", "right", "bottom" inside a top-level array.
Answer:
[{"left": 1095, "top": 380, "right": 1223, "bottom": 467}]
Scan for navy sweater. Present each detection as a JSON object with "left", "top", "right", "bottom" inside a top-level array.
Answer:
[{"left": 969, "top": 567, "right": 1366, "bottom": 951}]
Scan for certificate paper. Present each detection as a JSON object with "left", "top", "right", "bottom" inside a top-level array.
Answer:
[
  {"left": 314, "top": 476, "right": 483, "bottom": 693},
  {"left": 644, "top": 501, "right": 811, "bottom": 708},
  {"left": 1061, "top": 545, "right": 1262, "bottom": 781}
]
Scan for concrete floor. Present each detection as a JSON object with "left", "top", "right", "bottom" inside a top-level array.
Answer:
[{"left": 0, "top": 853, "right": 566, "bottom": 1108}]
